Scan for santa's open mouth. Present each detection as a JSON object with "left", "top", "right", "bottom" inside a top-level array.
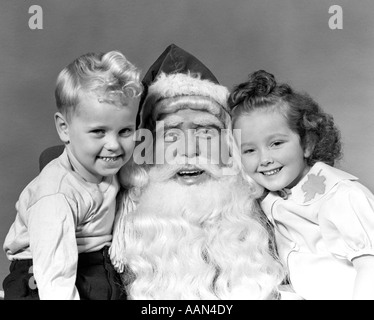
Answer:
[
  {"left": 174, "top": 168, "right": 208, "bottom": 185},
  {"left": 177, "top": 169, "right": 205, "bottom": 177}
]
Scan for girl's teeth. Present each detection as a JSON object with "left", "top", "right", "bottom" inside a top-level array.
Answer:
[{"left": 263, "top": 168, "right": 281, "bottom": 176}]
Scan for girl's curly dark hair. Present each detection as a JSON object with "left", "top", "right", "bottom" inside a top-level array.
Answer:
[{"left": 228, "top": 70, "right": 342, "bottom": 166}]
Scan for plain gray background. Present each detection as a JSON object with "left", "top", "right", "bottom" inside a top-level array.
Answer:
[{"left": 1, "top": 0, "right": 374, "bottom": 287}]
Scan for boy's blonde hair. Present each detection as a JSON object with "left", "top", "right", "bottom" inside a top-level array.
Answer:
[{"left": 55, "top": 50, "right": 143, "bottom": 119}]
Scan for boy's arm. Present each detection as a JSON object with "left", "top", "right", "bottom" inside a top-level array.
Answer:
[{"left": 28, "top": 194, "right": 79, "bottom": 300}]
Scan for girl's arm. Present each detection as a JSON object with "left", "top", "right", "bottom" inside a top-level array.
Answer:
[
  {"left": 352, "top": 255, "right": 374, "bottom": 300},
  {"left": 319, "top": 183, "right": 374, "bottom": 299}
]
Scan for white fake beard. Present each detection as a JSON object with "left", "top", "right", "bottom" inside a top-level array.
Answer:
[
  {"left": 142, "top": 163, "right": 238, "bottom": 225},
  {"left": 122, "top": 164, "right": 284, "bottom": 300}
]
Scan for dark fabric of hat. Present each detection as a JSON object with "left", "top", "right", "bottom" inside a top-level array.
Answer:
[{"left": 136, "top": 44, "right": 222, "bottom": 127}]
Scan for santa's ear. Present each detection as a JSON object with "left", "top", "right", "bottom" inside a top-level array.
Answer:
[{"left": 54, "top": 112, "right": 70, "bottom": 144}]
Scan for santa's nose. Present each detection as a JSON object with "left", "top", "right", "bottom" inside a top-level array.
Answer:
[{"left": 180, "top": 132, "right": 200, "bottom": 158}]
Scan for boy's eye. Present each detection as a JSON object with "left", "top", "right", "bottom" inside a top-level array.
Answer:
[
  {"left": 119, "top": 128, "right": 134, "bottom": 137},
  {"left": 90, "top": 129, "right": 105, "bottom": 136}
]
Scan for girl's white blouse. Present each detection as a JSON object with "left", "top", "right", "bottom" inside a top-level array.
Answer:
[{"left": 261, "top": 162, "right": 374, "bottom": 300}]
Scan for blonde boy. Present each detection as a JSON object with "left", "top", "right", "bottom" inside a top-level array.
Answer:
[{"left": 3, "top": 51, "right": 142, "bottom": 300}]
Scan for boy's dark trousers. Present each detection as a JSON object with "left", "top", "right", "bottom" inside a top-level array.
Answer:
[{"left": 2, "top": 246, "right": 126, "bottom": 300}]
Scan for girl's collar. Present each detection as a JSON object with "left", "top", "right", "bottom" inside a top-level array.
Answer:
[{"left": 269, "top": 162, "right": 358, "bottom": 205}]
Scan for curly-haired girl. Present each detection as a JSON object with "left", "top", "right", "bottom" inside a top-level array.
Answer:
[{"left": 228, "top": 70, "right": 374, "bottom": 300}]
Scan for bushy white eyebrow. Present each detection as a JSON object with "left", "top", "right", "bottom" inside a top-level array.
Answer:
[{"left": 162, "top": 113, "right": 223, "bottom": 130}]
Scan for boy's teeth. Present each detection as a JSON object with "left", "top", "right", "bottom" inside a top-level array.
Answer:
[
  {"left": 101, "top": 156, "right": 118, "bottom": 162},
  {"left": 263, "top": 168, "right": 281, "bottom": 176}
]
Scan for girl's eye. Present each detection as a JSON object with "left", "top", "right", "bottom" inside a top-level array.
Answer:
[
  {"left": 242, "top": 148, "right": 255, "bottom": 155},
  {"left": 271, "top": 141, "right": 284, "bottom": 147}
]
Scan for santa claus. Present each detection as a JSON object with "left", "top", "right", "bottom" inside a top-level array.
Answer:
[{"left": 109, "top": 44, "right": 286, "bottom": 300}]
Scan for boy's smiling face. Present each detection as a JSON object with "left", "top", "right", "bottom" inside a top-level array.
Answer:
[{"left": 56, "top": 92, "right": 139, "bottom": 183}]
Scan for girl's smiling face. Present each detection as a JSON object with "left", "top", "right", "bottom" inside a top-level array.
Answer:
[{"left": 234, "top": 108, "right": 312, "bottom": 191}]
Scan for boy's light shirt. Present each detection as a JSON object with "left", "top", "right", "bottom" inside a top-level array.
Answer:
[
  {"left": 3, "top": 149, "right": 119, "bottom": 300},
  {"left": 261, "top": 162, "right": 374, "bottom": 300}
]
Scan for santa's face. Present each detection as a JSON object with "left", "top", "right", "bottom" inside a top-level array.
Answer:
[
  {"left": 118, "top": 107, "right": 280, "bottom": 300},
  {"left": 153, "top": 108, "right": 229, "bottom": 186}
]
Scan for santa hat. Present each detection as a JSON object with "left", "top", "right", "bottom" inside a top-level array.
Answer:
[{"left": 137, "top": 44, "right": 230, "bottom": 128}]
